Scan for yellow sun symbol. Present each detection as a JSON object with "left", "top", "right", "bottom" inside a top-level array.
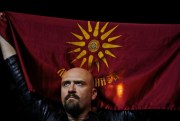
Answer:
[{"left": 67, "top": 21, "right": 123, "bottom": 72}]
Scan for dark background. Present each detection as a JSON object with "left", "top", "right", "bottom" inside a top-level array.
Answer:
[
  {"left": 0, "top": 0, "right": 180, "bottom": 23},
  {"left": 0, "top": 0, "right": 180, "bottom": 121}
]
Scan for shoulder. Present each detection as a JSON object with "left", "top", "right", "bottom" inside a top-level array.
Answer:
[
  {"left": 87, "top": 111, "right": 99, "bottom": 121},
  {"left": 97, "top": 109, "right": 137, "bottom": 121}
]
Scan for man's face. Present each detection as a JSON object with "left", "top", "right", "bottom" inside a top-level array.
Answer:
[{"left": 61, "top": 68, "right": 96, "bottom": 116}]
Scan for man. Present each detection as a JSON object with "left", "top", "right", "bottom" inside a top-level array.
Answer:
[
  {"left": 0, "top": 35, "right": 138, "bottom": 121},
  {"left": 0, "top": 35, "right": 98, "bottom": 121}
]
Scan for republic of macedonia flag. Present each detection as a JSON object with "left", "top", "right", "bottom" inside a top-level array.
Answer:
[{"left": 0, "top": 11, "right": 180, "bottom": 110}]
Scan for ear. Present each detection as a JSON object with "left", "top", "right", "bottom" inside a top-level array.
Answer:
[{"left": 91, "top": 88, "right": 97, "bottom": 100}]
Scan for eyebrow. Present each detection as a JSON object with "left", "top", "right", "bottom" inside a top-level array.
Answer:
[{"left": 62, "top": 80, "right": 87, "bottom": 84}]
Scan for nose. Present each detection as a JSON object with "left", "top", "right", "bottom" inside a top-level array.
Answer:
[{"left": 68, "top": 83, "right": 76, "bottom": 93}]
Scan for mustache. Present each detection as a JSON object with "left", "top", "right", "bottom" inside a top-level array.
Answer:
[{"left": 65, "top": 93, "right": 80, "bottom": 100}]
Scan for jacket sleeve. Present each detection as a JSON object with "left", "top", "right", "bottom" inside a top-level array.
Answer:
[
  {"left": 98, "top": 109, "right": 139, "bottom": 121},
  {"left": 4, "top": 55, "right": 57, "bottom": 121}
]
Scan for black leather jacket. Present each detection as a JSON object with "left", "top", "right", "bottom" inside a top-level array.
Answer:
[{"left": 5, "top": 55, "right": 137, "bottom": 121}]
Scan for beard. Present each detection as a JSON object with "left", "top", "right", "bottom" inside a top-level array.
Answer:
[{"left": 63, "top": 94, "right": 82, "bottom": 117}]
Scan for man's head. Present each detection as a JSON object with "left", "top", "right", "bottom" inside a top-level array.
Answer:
[{"left": 61, "top": 67, "right": 97, "bottom": 117}]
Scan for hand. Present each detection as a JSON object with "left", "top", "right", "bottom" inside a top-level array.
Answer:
[{"left": 0, "top": 35, "right": 16, "bottom": 60}]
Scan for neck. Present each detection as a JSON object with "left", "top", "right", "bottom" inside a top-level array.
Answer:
[{"left": 66, "top": 109, "right": 90, "bottom": 121}]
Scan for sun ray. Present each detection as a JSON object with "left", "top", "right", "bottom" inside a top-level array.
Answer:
[
  {"left": 66, "top": 42, "right": 85, "bottom": 47},
  {"left": 80, "top": 58, "right": 87, "bottom": 67},
  {"left": 100, "top": 22, "right": 109, "bottom": 33},
  {"left": 71, "top": 50, "right": 87, "bottom": 63},
  {"left": 101, "top": 25, "right": 119, "bottom": 40},
  {"left": 108, "top": 35, "right": 122, "bottom": 42},
  {"left": 88, "top": 55, "right": 93, "bottom": 68},
  {"left": 71, "top": 32, "right": 83, "bottom": 40},
  {"left": 57, "top": 68, "right": 66, "bottom": 77},
  {"left": 93, "top": 22, "right": 99, "bottom": 37},
  {"left": 88, "top": 21, "right": 92, "bottom": 32},
  {"left": 105, "top": 50, "right": 116, "bottom": 58},
  {"left": 77, "top": 23, "right": 90, "bottom": 40},
  {"left": 98, "top": 51, "right": 109, "bottom": 68},
  {"left": 102, "top": 43, "right": 122, "bottom": 48},
  {"left": 68, "top": 48, "right": 81, "bottom": 53},
  {"left": 95, "top": 61, "right": 100, "bottom": 72}
]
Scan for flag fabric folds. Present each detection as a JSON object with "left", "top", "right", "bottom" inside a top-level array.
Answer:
[{"left": 0, "top": 11, "right": 180, "bottom": 110}]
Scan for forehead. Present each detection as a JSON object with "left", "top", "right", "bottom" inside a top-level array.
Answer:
[{"left": 62, "top": 68, "right": 92, "bottom": 82}]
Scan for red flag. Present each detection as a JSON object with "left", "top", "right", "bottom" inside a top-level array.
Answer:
[{"left": 0, "top": 11, "right": 180, "bottom": 110}]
